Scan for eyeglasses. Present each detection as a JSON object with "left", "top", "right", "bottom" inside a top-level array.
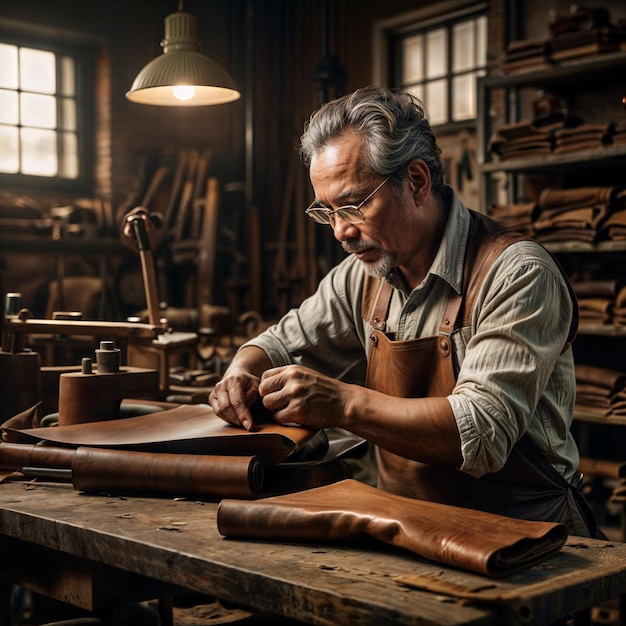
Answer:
[{"left": 305, "top": 175, "right": 392, "bottom": 226}]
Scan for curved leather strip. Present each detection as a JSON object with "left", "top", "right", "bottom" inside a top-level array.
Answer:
[
  {"left": 366, "top": 279, "right": 393, "bottom": 331},
  {"left": 217, "top": 479, "right": 568, "bottom": 577}
]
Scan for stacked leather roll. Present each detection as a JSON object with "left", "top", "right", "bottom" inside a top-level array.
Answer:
[
  {"left": 488, "top": 121, "right": 554, "bottom": 160},
  {"left": 571, "top": 279, "right": 624, "bottom": 325},
  {"left": 490, "top": 201, "right": 538, "bottom": 237},
  {"left": 575, "top": 364, "right": 626, "bottom": 417},
  {"left": 533, "top": 187, "right": 626, "bottom": 244},
  {"left": 553, "top": 123, "right": 612, "bottom": 154}
]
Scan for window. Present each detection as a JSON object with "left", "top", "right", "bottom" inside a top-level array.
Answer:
[
  {"left": 392, "top": 11, "right": 487, "bottom": 126},
  {"left": 0, "top": 31, "right": 94, "bottom": 190}
]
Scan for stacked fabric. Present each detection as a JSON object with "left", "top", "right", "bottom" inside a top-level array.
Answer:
[
  {"left": 548, "top": 6, "right": 626, "bottom": 61},
  {"left": 575, "top": 364, "right": 626, "bottom": 417},
  {"left": 490, "top": 201, "right": 537, "bottom": 236},
  {"left": 551, "top": 26, "right": 626, "bottom": 61},
  {"left": 500, "top": 39, "right": 551, "bottom": 73},
  {"left": 488, "top": 121, "right": 553, "bottom": 160},
  {"left": 596, "top": 187, "right": 626, "bottom": 241},
  {"left": 571, "top": 279, "right": 624, "bottom": 325},
  {"left": 553, "top": 123, "right": 613, "bottom": 154},
  {"left": 613, "top": 285, "right": 626, "bottom": 327},
  {"left": 533, "top": 187, "right": 625, "bottom": 245}
]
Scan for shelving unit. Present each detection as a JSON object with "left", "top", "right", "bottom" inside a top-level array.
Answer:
[
  {"left": 477, "top": 49, "right": 626, "bottom": 534},
  {"left": 477, "top": 49, "right": 626, "bottom": 209}
]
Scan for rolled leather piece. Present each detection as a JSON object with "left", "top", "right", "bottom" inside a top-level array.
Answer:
[
  {"left": 575, "top": 364, "right": 626, "bottom": 393},
  {"left": 217, "top": 479, "right": 568, "bottom": 578},
  {"left": 0, "top": 441, "right": 76, "bottom": 470},
  {"left": 538, "top": 187, "right": 621, "bottom": 212},
  {"left": 72, "top": 447, "right": 264, "bottom": 498}
]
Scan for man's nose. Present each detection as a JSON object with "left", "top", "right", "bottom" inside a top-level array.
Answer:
[{"left": 332, "top": 216, "right": 360, "bottom": 241}]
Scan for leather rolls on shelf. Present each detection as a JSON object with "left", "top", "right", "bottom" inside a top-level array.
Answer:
[{"left": 217, "top": 479, "right": 568, "bottom": 577}]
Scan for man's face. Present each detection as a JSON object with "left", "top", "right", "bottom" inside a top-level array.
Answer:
[{"left": 309, "top": 133, "right": 424, "bottom": 279}]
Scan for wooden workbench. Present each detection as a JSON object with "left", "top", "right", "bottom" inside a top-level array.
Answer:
[{"left": 0, "top": 479, "right": 626, "bottom": 626}]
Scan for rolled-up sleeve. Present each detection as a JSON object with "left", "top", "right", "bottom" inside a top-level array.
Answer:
[{"left": 450, "top": 241, "right": 576, "bottom": 477}]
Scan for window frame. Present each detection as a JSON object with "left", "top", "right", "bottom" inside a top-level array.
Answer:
[
  {"left": 373, "top": 1, "right": 488, "bottom": 132},
  {"left": 0, "top": 27, "right": 96, "bottom": 194}
]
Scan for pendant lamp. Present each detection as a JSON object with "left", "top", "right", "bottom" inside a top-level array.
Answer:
[{"left": 126, "top": 1, "right": 241, "bottom": 106}]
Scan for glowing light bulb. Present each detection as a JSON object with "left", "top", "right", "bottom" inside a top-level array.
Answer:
[{"left": 172, "top": 86, "right": 195, "bottom": 101}]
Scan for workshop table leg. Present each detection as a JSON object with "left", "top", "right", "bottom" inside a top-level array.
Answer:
[{"left": 0, "top": 582, "right": 10, "bottom": 626}]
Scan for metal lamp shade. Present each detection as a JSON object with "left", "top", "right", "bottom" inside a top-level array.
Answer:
[{"left": 126, "top": 9, "right": 240, "bottom": 107}]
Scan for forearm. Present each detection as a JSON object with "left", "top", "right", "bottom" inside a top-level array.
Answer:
[
  {"left": 343, "top": 388, "right": 463, "bottom": 466},
  {"left": 225, "top": 345, "right": 273, "bottom": 379}
]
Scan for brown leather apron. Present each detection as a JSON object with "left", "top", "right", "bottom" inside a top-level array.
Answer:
[{"left": 364, "top": 211, "right": 595, "bottom": 536}]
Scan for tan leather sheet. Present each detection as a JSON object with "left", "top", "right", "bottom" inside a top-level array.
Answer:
[
  {"left": 2, "top": 404, "right": 316, "bottom": 464},
  {"left": 217, "top": 479, "right": 568, "bottom": 577}
]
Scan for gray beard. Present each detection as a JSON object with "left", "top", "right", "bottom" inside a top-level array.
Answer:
[
  {"left": 363, "top": 251, "right": 394, "bottom": 278},
  {"left": 342, "top": 240, "right": 395, "bottom": 279}
]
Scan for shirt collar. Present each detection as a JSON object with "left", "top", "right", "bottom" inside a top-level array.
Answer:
[{"left": 386, "top": 185, "right": 470, "bottom": 295}]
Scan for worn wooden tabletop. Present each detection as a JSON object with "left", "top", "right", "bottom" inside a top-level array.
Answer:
[{"left": 0, "top": 479, "right": 625, "bottom": 626}]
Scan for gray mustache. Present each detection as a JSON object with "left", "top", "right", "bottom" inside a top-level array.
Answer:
[{"left": 342, "top": 240, "right": 380, "bottom": 253}]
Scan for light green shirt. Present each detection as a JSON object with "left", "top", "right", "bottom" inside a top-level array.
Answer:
[{"left": 245, "top": 189, "right": 579, "bottom": 481}]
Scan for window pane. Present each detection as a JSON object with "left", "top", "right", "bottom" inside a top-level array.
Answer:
[
  {"left": 476, "top": 16, "right": 487, "bottom": 66},
  {"left": 21, "top": 92, "right": 57, "bottom": 128},
  {"left": 453, "top": 21, "right": 474, "bottom": 72},
  {"left": 425, "top": 79, "right": 447, "bottom": 125},
  {"left": 452, "top": 73, "right": 476, "bottom": 120},
  {"left": 402, "top": 35, "right": 423, "bottom": 83},
  {"left": 20, "top": 48, "right": 55, "bottom": 93},
  {"left": 60, "top": 55, "right": 75, "bottom": 96},
  {"left": 406, "top": 84, "right": 424, "bottom": 105},
  {"left": 60, "top": 131, "right": 79, "bottom": 178},
  {"left": 0, "top": 44, "right": 18, "bottom": 89},
  {"left": 425, "top": 28, "right": 447, "bottom": 78},
  {"left": 62, "top": 97, "right": 76, "bottom": 131},
  {"left": 0, "top": 89, "right": 18, "bottom": 124},
  {"left": 0, "top": 125, "right": 19, "bottom": 173},
  {"left": 21, "top": 127, "right": 57, "bottom": 176}
]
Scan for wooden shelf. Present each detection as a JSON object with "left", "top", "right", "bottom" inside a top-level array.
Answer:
[
  {"left": 484, "top": 50, "right": 626, "bottom": 89},
  {"left": 577, "top": 324, "right": 626, "bottom": 337},
  {"left": 574, "top": 410, "right": 626, "bottom": 426},
  {"left": 480, "top": 144, "right": 626, "bottom": 174}
]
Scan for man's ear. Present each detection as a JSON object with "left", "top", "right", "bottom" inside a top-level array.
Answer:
[{"left": 406, "top": 158, "right": 431, "bottom": 205}]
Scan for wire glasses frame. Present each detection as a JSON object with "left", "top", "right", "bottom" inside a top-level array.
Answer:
[{"left": 305, "top": 175, "right": 392, "bottom": 226}]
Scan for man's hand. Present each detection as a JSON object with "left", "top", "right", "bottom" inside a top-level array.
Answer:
[
  {"left": 209, "top": 367, "right": 262, "bottom": 430},
  {"left": 258, "top": 365, "right": 350, "bottom": 429}
]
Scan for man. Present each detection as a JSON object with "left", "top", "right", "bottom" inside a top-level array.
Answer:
[{"left": 208, "top": 86, "right": 596, "bottom": 536}]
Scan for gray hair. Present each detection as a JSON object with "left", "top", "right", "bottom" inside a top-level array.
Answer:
[{"left": 299, "top": 86, "right": 444, "bottom": 198}]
